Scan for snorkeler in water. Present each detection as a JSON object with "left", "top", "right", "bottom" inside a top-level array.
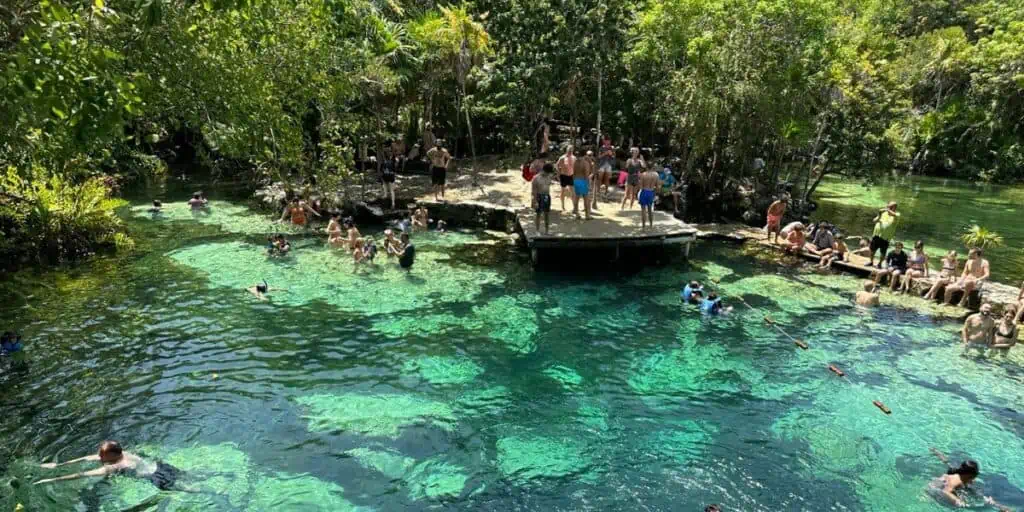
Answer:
[
  {"left": 35, "top": 441, "right": 184, "bottom": 491},
  {"left": 247, "top": 280, "right": 285, "bottom": 301}
]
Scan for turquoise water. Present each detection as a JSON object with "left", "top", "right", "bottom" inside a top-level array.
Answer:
[
  {"left": 813, "top": 175, "right": 1024, "bottom": 284},
  {"left": 2, "top": 197, "right": 1024, "bottom": 511}
]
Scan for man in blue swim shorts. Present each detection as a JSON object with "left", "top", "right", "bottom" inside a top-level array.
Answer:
[
  {"left": 638, "top": 166, "right": 660, "bottom": 229},
  {"left": 571, "top": 151, "right": 593, "bottom": 220},
  {"left": 532, "top": 163, "right": 554, "bottom": 234}
]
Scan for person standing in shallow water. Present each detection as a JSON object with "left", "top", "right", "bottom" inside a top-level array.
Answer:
[
  {"left": 532, "top": 163, "right": 554, "bottom": 234},
  {"left": 855, "top": 280, "right": 880, "bottom": 307},
  {"left": 990, "top": 306, "right": 1018, "bottom": 352},
  {"left": 962, "top": 303, "right": 995, "bottom": 347},
  {"left": 395, "top": 232, "right": 415, "bottom": 269}
]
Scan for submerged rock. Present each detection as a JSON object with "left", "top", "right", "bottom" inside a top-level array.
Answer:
[{"left": 295, "top": 393, "right": 457, "bottom": 438}]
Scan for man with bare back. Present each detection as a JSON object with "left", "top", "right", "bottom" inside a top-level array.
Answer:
[
  {"left": 638, "top": 166, "right": 660, "bottom": 229},
  {"left": 426, "top": 141, "right": 451, "bottom": 201},
  {"left": 944, "top": 248, "right": 990, "bottom": 307},
  {"left": 572, "top": 151, "right": 593, "bottom": 220},
  {"left": 555, "top": 145, "right": 577, "bottom": 212}
]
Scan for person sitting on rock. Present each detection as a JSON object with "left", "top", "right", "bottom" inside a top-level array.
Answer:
[{"left": 944, "top": 248, "right": 989, "bottom": 307}]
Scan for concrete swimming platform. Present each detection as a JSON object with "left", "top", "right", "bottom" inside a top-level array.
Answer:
[{"left": 517, "top": 208, "right": 697, "bottom": 262}]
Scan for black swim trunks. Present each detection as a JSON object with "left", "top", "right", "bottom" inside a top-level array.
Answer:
[
  {"left": 149, "top": 461, "right": 181, "bottom": 491},
  {"left": 431, "top": 166, "right": 447, "bottom": 186},
  {"left": 558, "top": 174, "right": 573, "bottom": 188},
  {"left": 869, "top": 235, "right": 889, "bottom": 256}
]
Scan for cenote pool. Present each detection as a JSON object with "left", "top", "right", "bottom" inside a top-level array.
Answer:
[
  {"left": 2, "top": 197, "right": 1023, "bottom": 511},
  {"left": 813, "top": 175, "right": 1024, "bottom": 284}
]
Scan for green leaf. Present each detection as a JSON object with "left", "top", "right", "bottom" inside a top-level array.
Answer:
[
  {"left": 94, "top": 0, "right": 104, "bottom": 9},
  {"left": 51, "top": 107, "right": 66, "bottom": 119}
]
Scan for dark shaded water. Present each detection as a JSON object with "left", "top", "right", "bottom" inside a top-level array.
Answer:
[{"left": 1, "top": 194, "right": 1023, "bottom": 511}]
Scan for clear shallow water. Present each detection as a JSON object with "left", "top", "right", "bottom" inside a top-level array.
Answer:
[
  {"left": 2, "top": 200, "right": 1024, "bottom": 511},
  {"left": 813, "top": 175, "right": 1024, "bottom": 284}
]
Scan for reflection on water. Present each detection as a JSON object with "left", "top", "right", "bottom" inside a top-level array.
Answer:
[
  {"left": 813, "top": 175, "right": 1024, "bottom": 283},
  {"left": 1, "top": 200, "right": 1023, "bottom": 511}
]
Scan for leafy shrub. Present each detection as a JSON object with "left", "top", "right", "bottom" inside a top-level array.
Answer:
[
  {"left": 0, "top": 167, "right": 132, "bottom": 266},
  {"left": 960, "top": 225, "right": 1003, "bottom": 250}
]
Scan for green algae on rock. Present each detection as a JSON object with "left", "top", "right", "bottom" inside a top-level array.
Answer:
[
  {"left": 249, "top": 472, "right": 364, "bottom": 511},
  {"left": 346, "top": 447, "right": 417, "bottom": 480},
  {"left": 496, "top": 434, "right": 594, "bottom": 484},
  {"left": 295, "top": 393, "right": 457, "bottom": 438},
  {"left": 472, "top": 295, "right": 540, "bottom": 353},
  {"left": 575, "top": 401, "right": 610, "bottom": 433},
  {"left": 405, "top": 458, "right": 470, "bottom": 501},
  {"left": 402, "top": 355, "right": 484, "bottom": 386},
  {"left": 454, "top": 386, "right": 511, "bottom": 417},
  {"left": 347, "top": 448, "right": 468, "bottom": 501},
  {"left": 168, "top": 241, "right": 502, "bottom": 315},
  {"left": 648, "top": 420, "right": 718, "bottom": 465},
  {"left": 371, "top": 313, "right": 476, "bottom": 338},
  {"left": 542, "top": 365, "right": 584, "bottom": 389},
  {"left": 130, "top": 201, "right": 303, "bottom": 235}
]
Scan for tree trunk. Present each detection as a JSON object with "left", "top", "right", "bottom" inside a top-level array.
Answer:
[
  {"left": 596, "top": 67, "right": 602, "bottom": 146},
  {"left": 375, "top": 113, "right": 384, "bottom": 181},
  {"left": 803, "top": 161, "right": 832, "bottom": 206},
  {"left": 461, "top": 82, "right": 478, "bottom": 184},
  {"left": 423, "top": 87, "right": 434, "bottom": 150},
  {"left": 803, "top": 116, "right": 828, "bottom": 196}
]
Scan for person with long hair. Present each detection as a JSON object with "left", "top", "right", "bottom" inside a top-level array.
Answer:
[
  {"left": 594, "top": 135, "right": 615, "bottom": 207},
  {"left": 924, "top": 250, "right": 959, "bottom": 300},
  {"left": 899, "top": 240, "right": 930, "bottom": 294},
  {"left": 621, "top": 147, "right": 645, "bottom": 210}
]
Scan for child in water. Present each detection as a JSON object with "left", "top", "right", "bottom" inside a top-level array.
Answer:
[
  {"left": 363, "top": 237, "right": 378, "bottom": 263},
  {"left": 700, "top": 292, "right": 732, "bottom": 315},
  {"left": 1, "top": 332, "right": 24, "bottom": 354}
]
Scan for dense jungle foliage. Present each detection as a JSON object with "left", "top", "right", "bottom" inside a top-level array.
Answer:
[{"left": 1, "top": 0, "right": 1022, "bottom": 265}]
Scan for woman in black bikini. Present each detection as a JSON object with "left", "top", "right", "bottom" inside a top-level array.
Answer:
[
  {"left": 991, "top": 307, "right": 1018, "bottom": 352},
  {"left": 35, "top": 441, "right": 182, "bottom": 491}
]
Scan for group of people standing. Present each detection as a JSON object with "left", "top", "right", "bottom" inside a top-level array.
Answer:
[{"left": 526, "top": 137, "right": 685, "bottom": 234}]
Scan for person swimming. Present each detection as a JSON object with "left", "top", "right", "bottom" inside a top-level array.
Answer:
[
  {"left": 247, "top": 279, "right": 284, "bottom": 301},
  {"left": 35, "top": 441, "right": 183, "bottom": 491},
  {"left": 700, "top": 292, "right": 724, "bottom": 315},
  {"left": 681, "top": 281, "right": 703, "bottom": 304},
  {"left": 1, "top": 332, "right": 24, "bottom": 354}
]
